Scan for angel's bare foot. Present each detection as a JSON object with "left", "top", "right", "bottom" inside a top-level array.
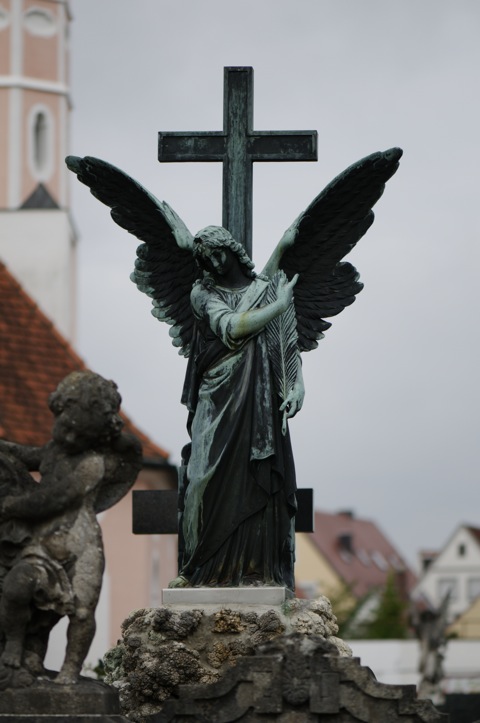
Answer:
[{"left": 168, "top": 575, "right": 189, "bottom": 588}]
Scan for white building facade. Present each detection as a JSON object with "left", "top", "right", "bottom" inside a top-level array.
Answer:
[{"left": 413, "top": 525, "right": 480, "bottom": 621}]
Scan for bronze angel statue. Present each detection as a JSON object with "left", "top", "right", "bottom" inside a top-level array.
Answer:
[{"left": 66, "top": 147, "right": 402, "bottom": 592}]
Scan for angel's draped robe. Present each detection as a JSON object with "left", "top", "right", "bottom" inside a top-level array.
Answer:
[{"left": 179, "top": 276, "right": 297, "bottom": 590}]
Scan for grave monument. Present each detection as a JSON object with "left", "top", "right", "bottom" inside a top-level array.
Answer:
[{"left": 66, "top": 68, "right": 447, "bottom": 721}]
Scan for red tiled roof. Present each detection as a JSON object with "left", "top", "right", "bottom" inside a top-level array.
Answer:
[
  {"left": 0, "top": 262, "right": 169, "bottom": 460},
  {"left": 308, "top": 509, "right": 417, "bottom": 599}
]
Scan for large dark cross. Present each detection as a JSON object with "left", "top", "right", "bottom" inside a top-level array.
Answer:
[
  {"left": 158, "top": 66, "right": 317, "bottom": 256},
  {"left": 133, "top": 66, "right": 317, "bottom": 540}
]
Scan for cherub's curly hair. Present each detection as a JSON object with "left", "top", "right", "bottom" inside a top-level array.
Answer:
[
  {"left": 49, "top": 371, "right": 121, "bottom": 416},
  {"left": 48, "top": 371, "right": 123, "bottom": 446},
  {"left": 193, "top": 226, "right": 256, "bottom": 278}
]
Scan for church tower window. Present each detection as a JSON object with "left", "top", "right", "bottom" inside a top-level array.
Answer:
[
  {"left": 0, "top": 6, "right": 10, "bottom": 31},
  {"left": 34, "top": 112, "right": 47, "bottom": 173},
  {"left": 30, "top": 107, "right": 54, "bottom": 181}
]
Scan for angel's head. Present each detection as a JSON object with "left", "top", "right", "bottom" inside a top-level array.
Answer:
[{"left": 193, "top": 226, "right": 255, "bottom": 280}]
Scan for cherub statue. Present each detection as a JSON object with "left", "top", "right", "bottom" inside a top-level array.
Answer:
[
  {"left": 0, "top": 371, "right": 142, "bottom": 686},
  {"left": 66, "top": 148, "right": 402, "bottom": 592}
]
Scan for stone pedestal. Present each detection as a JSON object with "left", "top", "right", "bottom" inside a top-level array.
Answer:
[{"left": 0, "top": 677, "right": 130, "bottom": 722}]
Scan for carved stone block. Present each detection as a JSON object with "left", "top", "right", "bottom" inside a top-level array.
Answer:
[{"left": 154, "top": 635, "right": 448, "bottom": 722}]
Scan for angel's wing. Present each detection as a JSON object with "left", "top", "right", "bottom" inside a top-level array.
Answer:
[
  {"left": 66, "top": 156, "right": 197, "bottom": 356},
  {"left": 277, "top": 148, "right": 402, "bottom": 352}
]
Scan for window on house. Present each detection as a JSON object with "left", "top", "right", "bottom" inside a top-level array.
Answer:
[
  {"left": 467, "top": 578, "right": 480, "bottom": 604},
  {"left": 437, "top": 578, "right": 458, "bottom": 601},
  {"left": 458, "top": 543, "right": 466, "bottom": 557}
]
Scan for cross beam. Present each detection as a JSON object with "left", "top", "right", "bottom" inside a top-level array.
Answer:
[
  {"left": 158, "top": 66, "right": 317, "bottom": 256},
  {"left": 132, "top": 488, "right": 315, "bottom": 535}
]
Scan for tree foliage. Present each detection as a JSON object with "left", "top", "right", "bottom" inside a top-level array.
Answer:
[
  {"left": 343, "top": 571, "right": 409, "bottom": 639},
  {"left": 363, "top": 571, "right": 409, "bottom": 639}
]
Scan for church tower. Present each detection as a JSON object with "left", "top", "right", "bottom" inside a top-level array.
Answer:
[{"left": 0, "top": 0, "right": 76, "bottom": 341}]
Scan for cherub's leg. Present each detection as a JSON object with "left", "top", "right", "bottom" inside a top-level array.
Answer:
[
  {"left": 55, "top": 543, "right": 103, "bottom": 685},
  {"left": 55, "top": 610, "right": 96, "bottom": 684},
  {"left": 0, "top": 562, "right": 36, "bottom": 669}
]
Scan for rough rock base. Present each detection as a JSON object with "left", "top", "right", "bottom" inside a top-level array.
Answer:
[{"left": 104, "top": 596, "right": 349, "bottom": 722}]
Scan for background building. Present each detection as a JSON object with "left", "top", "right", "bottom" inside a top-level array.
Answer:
[
  {"left": 295, "top": 509, "right": 417, "bottom": 609},
  {"left": 413, "top": 525, "right": 480, "bottom": 624},
  {"left": 0, "top": 0, "right": 76, "bottom": 341}
]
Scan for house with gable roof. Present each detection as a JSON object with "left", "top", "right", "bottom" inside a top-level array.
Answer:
[
  {"left": 295, "top": 509, "right": 417, "bottom": 617},
  {"left": 412, "top": 524, "right": 480, "bottom": 624}
]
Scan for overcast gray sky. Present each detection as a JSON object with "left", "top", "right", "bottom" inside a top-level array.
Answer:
[{"left": 70, "top": 0, "right": 479, "bottom": 570}]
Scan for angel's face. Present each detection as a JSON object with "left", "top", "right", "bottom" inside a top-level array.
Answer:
[{"left": 202, "top": 247, "right": 235, "bottom": 277}]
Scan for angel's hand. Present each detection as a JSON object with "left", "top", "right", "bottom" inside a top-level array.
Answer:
[
  {"left": 276, "top": 273, "right": 299, "bottom": 313},
  {"left": 280, "top": 377, "right": 305, "bottom": 420}
]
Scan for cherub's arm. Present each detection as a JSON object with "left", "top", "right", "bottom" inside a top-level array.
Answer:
[
  {"left": 0, "top": 440, "right": 43, "bottom": 470},
  {"left": 94, "top": 434, "right": 142, "bottom": 514},
  {"left": 1, "top": 454, "right": 104, "bottom": 520}
]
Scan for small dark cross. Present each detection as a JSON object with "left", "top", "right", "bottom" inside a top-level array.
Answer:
[
  {"left": 133, "top": 488, "right": 314, "bottom": 535},
  {"left": 158, "top": 66, "right": 317, "bottom": 257}
]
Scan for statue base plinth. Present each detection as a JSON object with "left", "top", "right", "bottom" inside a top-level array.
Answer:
[
  {"left": 0, "top": 677, "right": 129, "bottom": 722},
  {"left": 162, "top": 585, "right": 292, "bottom": 605}
]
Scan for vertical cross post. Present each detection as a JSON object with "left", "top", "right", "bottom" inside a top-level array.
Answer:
[{"left": 158, "top": 67, "right": 317, "bottom": 256}]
